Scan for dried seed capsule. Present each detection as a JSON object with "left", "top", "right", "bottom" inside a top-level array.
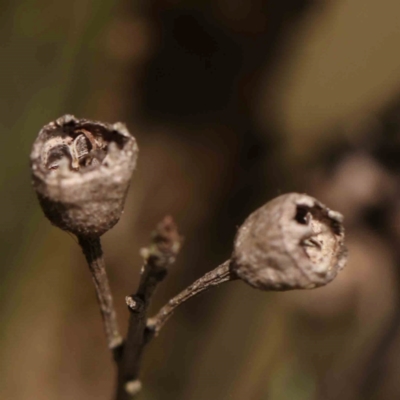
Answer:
[
  {"left": 30, "top": 115, "right": 138, "bottom": 237},
  {"left": 231, "top": 193, "right": 347, "bottom": 290}
]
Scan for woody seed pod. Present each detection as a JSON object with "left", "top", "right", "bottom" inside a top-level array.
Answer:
[
  {"left": 231, "top": 193, "right": 347, "bottom": 290},
  {"left": 147, "top": 193, "right": 347, "bottom": 337},
  {"left": 30, "top": 115, "right": 138, "bottom": 237}
]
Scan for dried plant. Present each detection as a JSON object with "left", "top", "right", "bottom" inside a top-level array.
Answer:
[{"left": 30, "top": 116, "right": 348, "bottom": 400}]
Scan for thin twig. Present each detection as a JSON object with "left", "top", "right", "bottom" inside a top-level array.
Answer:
[
  {"left": 115, "top": 216, "right": 182, "bottom": 400},
  {"left": 78, "top": 236, "right": 123, "bottom": 351},
  {"left": 146, "top": 260, "right": 236, "bottom": 338}
]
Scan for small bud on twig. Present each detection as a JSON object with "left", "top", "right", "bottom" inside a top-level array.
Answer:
[
  {"left": 30, "top": 115, "right": 138, "bottom": 237},
  {"left": 231, "top": 193, "right": 347, "bottom": 290}
]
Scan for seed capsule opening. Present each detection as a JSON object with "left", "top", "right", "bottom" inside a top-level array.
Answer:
[
  {"left": 39, "top": 115, "right": 130, "bottom": 174},
  {"left": 294, "top": 202, "right": 344, "bottom": 276}
]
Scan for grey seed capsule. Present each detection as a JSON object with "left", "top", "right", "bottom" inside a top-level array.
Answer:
[
  {"left": 231, "top": 193, "right": 347, "bottom": 291},
  {"left": 30, "top": 115, "right": 138, "bottom": 237}
]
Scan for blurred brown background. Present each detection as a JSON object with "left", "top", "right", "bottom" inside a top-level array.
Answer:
[{"left": 2, "top": 0, "right": 400, "bottom": 399}]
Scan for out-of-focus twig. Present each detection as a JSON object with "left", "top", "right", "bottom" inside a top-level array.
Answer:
[{"left": 115, "top": 216, "right": 182, "bottom": 400}]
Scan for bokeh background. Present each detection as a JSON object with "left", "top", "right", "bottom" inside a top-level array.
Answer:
[{"left": 2, "top": 0, "right": 400, "bottom": 399}]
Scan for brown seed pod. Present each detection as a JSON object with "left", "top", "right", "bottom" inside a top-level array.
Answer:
[
  {"left": 30, "top": 115, "right": 138, "bottom": 237},
  {"left": 231, "top": 193, "right": 347, "bottom": 290}
]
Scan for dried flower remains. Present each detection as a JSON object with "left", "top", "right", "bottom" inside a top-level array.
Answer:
[
  {"left": 231, "top": 193, "right": 347, "bottom": 290},
  {"left": 30, "top": 115, "right": 138, "bottom": 237}
]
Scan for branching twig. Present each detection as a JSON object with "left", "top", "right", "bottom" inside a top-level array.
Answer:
[
  {"left": 146, "top": 260, "right": 235, "bottom": 338},
  {"left": 78, "top": 236, "right": 123, "bottom": 351},
  {"left": 116, "top": 216, "right": 182, "bottom": 400},
  {"left": 145, "top": 193, "right": 349, "bottom": 340},
  {"left": 31, "top": 117, "right": 349, "bottom": 400}
]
